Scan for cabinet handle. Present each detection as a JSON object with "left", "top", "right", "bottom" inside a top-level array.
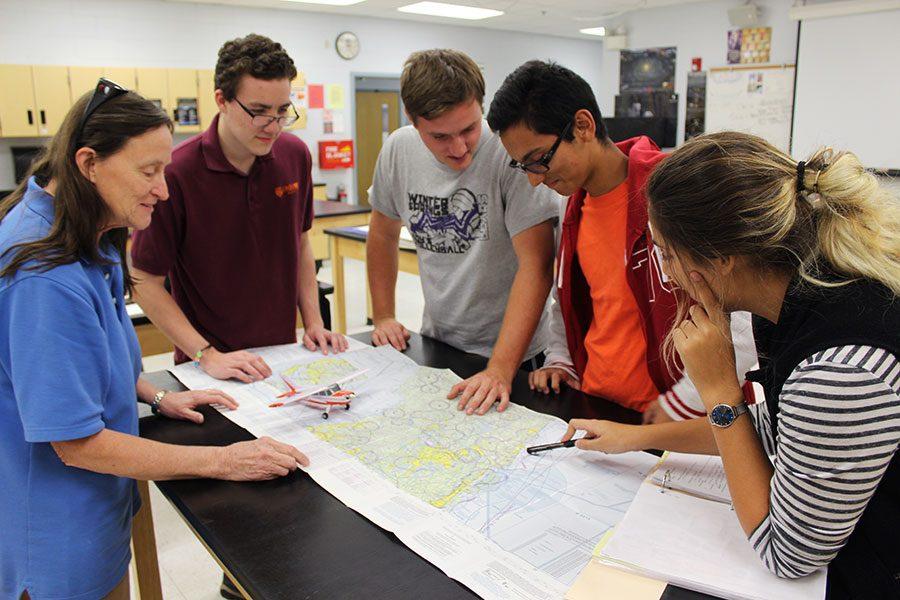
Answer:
[
  {"left": 27, "top": 110, "right": 33, "bottom": 125},
  {"left": 40, "top": 110, "right": 46, "bottom": 125}
]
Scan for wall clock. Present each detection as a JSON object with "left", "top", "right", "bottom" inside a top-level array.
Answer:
[{"left": 336, "top": 31, "right": 360, "bottom": 60}]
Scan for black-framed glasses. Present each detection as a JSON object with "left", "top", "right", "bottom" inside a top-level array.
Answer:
[
  {"left": 509, "top": 120, "right": 573, "bottom": 175},
  {"left": 76, "top": 78, "right": 129, "bottom": 141},
  {"left": 233, "top": 98, "right": 300, "bottom": 129}
]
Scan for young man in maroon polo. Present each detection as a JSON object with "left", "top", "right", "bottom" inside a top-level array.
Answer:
[{"left": 131, "top": 34, "right": 347, "bottom": 387}]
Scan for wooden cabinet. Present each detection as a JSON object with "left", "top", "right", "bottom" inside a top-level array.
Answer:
[
  {"left": 0, "top": 64, "right": 70, "bottom": 137},
  {"left": 32, "top": 66, "right": 71, "bottom": 136},
  {"left": 104, "top": 67, "right": 136, "bottom": 90},
  {"left": 196, "top": 69, "right": 216, "bottom": 130},
  {"left": 135, "top": 68, "right": 168, "bottom": 114},
  {"left": 0, "top": 65, "right": 212, "bottom": 138},
  {"left": 167, "top": 68, "right": 200, "bottom": 134},
  {"left": 69, "top": 66, "right": 104, "bottom": 103},
  {"left": 0, "top": 64, "right": 37, "bottom": 137}
]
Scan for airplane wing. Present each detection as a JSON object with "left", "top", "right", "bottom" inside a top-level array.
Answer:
[{"left": 271, "top": 368, "right": 369, "bottom": 408}]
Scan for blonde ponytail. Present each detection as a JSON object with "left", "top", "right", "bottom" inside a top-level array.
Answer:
[{"left": 801, "top": 149, "right": 900, "bottom": 295}]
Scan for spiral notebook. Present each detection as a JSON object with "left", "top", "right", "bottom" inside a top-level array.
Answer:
[{"left": 648, "top": 452, "right": 731, "bottom": 504}]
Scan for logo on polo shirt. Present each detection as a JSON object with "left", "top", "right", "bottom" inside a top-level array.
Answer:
[{"left": 275, "top": 181, "right": 300, "bottom": 198}]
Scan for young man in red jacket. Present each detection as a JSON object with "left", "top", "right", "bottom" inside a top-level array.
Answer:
[{"left": 487, "top": 60, "right": 757, "bottom": 422}]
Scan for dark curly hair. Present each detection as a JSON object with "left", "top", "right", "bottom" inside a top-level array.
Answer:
[{"left": 215, "top": 34, "right": 297, "bottom": 100}]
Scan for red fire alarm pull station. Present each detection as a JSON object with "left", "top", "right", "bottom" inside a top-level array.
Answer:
[{"left": 318, "top": 140, "right": 354, "bottom": 169}]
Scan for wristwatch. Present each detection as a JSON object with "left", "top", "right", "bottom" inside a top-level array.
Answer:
[
  {"left": 708, "top": 402, "right": 749, "bottom": 428},
  {"left": 150, "top": 390, "right": 169, "bottom": 415}
]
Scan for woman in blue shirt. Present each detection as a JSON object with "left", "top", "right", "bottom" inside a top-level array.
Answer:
[{"left": 0, "top": 81, "right": 309, "bottom": 600}]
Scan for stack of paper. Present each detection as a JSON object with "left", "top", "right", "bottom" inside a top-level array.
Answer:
[{"left": 596, "top": 453, "right": 827, "bottom": 600}]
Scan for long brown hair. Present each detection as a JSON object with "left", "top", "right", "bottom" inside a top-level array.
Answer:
[{"left": 0, "top": 89, "right": 171, "bottom": 293}]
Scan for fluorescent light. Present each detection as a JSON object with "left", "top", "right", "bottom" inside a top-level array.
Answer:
[
  {"left": 579, "top": 26, "right": 607, "bottom": 36},
  {"left": 283, "top": 0, "right": 367, "bottom": 5},
  {"left": 398, "top": 2, "right": 503, "bottom": 20}
]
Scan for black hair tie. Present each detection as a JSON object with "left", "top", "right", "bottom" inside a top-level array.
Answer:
[{"left": 796, "top": 160, "right": 806, "bottom": 194}]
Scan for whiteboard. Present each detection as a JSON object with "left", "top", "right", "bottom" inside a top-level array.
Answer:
[
  {"left": 792, "top": 9, "right": 900, "bottom": 170},
  {"left": 705, "top": 66, "right": 795, "bottom": 152}
]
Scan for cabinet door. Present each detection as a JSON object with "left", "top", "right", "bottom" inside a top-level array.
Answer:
[
  {"left": 69, "top": 66, "right": 104, "bottom": 103},
  {"left": 196, "top": 69, "right": 216, "bottom": 130},
  {"left": 104, "top": 67, "right": 136, "bottom": 90},
  {"left": 32, "top": 66, "right": 72, "bottom": 136},
  {"left": 135, "top": 68, "right": 168, "bottom": 115},
  {"left": 0, "top": 64, "right": 37, "bottom": 137},
  {"left": 167, "top": 68, "right": 200, "bottom": 133}
]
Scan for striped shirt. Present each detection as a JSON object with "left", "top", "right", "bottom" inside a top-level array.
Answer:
[{"left": 748, "top": 345, "right": 900, "bottom": 578}]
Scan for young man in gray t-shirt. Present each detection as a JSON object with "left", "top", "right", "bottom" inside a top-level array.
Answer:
[{"left": 367, "top": 49, "right": 560, "bottom": 417}]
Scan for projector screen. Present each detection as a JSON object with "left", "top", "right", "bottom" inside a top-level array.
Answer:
[{"left": 791, "top": 8, "right": 900, "bottom": 171}]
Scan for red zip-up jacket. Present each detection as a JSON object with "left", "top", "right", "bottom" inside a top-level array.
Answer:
[{"left": 556, "top": 136, "right": 680, "bottom": 401}]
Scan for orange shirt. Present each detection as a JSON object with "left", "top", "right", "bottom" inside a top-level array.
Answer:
[{"left": 576, "top": 181, "right": 659, "bottom": 410}]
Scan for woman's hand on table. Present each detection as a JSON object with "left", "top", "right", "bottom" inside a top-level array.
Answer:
[
  {"left": 220, "top": 436, "right": 309, "bottom": 480},
  {"left": 158, "top": 389, "right": 238, "bottom": 424}
]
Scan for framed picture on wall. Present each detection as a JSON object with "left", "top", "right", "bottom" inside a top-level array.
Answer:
[{"left": 619, "top": 47, "right": 677, "bottom": 93}]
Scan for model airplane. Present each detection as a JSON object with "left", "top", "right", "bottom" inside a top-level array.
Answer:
[{"left": 268, "top": 369, "right": 368, "bottom": 419}]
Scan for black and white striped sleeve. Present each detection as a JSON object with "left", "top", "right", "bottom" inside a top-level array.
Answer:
[{"left": 749, "top": 345, "right": 900, "bottom": 578}]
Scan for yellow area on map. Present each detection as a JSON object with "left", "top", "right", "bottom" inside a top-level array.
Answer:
[
  {"left": 281, "top": 357, "right": 355, "bottom": 386},
  {"left": 311, "top": 367, "right": 550, "bottom": 508}
]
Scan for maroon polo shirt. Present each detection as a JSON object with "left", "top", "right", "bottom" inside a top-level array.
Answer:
[{"left": 131, "top": 114, "right": 314, "bottom": 363}]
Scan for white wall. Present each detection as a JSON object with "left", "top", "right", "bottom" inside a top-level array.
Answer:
[
  {"left": 598, "top": 0, "right": 798, "bottom": 144},
  {"left": 0, "top": 0, "right": 605, "bottom": 195}
]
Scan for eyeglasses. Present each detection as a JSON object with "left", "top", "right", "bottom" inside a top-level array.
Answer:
[
  {"left": 509, "top": 120, "right": 573, "bottom": 175},
  {"left": 76, "top": 78, "right": 129, "bottom": 141},
  {"left": 233, "top": 98, "right": 300, "bottom": 129}
]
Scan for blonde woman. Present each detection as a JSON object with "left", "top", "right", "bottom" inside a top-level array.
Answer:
[{"left": 562, "top": 132, "right": 900, "bottom": 597}]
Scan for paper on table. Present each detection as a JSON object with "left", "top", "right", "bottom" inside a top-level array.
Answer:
[
  {"left": 566, "top": 559, "right": 666, "bottom": 600},
  {"left": 598, "top": 481, "right": 827, "bottom": 600},
  {"left": 648, "top": 452, "right": 731, "bottom": 504},
  {"left": 355, "top": 224, "right": 414, "bottom": 244}
]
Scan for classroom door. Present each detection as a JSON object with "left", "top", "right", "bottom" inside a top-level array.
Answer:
[{"left": 355, "top": 90, "right": 400, "bottom": 206}]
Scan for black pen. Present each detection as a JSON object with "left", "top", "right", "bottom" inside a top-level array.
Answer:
[{"left": 526, "top": 438, "right": 583, "bottom": 455}]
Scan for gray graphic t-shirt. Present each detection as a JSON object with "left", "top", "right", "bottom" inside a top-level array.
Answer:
[{"left": 369, "top": 121, "right": 560, "bottom": 359}]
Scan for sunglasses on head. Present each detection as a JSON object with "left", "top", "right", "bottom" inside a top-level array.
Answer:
[{"left": 75, "top": 78, "right": 129, "bottom": 142}]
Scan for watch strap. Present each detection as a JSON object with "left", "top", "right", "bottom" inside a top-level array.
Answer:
[{"left": 151, "top": 390, "right": 168, "bottom": 415}]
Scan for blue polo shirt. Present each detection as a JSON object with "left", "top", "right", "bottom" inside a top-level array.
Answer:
[{"left": 0, "top": 178, "right": 143, "bottom": 600}]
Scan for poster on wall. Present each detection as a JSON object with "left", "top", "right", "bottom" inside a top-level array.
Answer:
[
  {"left": 308, "top": 84, "right": 325, "bottom": 109},
  {"left": 685, "top": 71, "right": 707, "bottom": 141},
  {"left": 619, "top": 47, "right": 676, "bottom": 93},
  {"left": 727, "top": 27, "right": 772, "bottom": 64},
  {"left": 289, "top": 74, "right": 308, "bottom": 130}
]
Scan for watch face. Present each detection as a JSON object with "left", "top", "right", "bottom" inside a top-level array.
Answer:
[
  {"left": 336, "top": 31, "right": 359, "bottom": 60},
  {"left": 710, "top": 404, "right": 736, "bottom": 428}
]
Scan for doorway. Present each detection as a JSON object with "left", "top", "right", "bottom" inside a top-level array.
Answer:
[{"left": 353, "top": 76, "right": 406, "bottom": 206}]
